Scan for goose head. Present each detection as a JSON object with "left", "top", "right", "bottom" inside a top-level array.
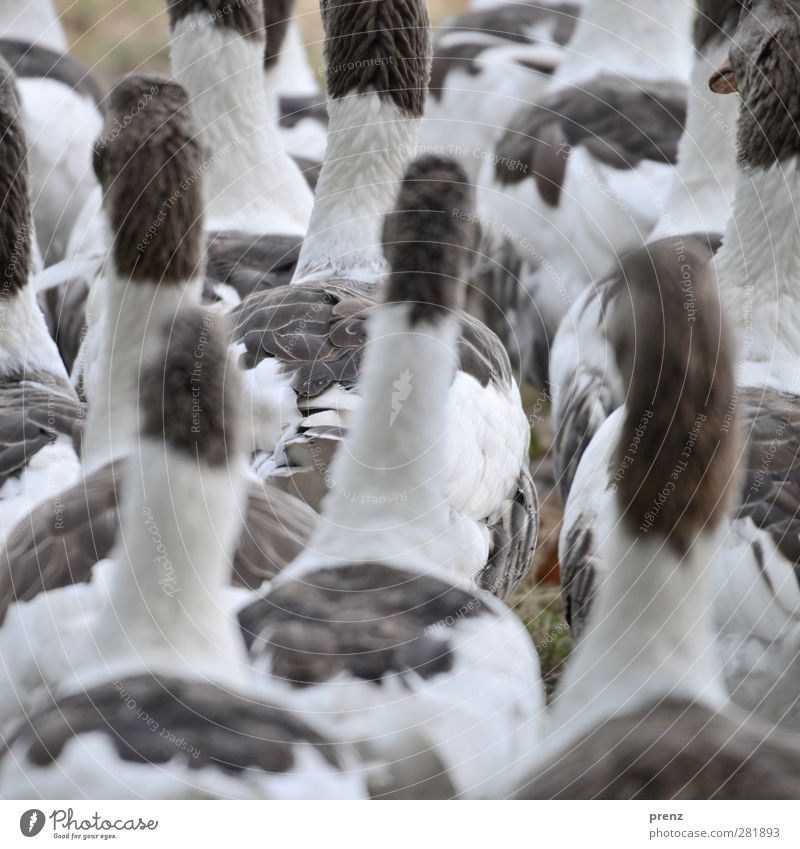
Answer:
[
  {"left": 710, "top": 0, "right": 800, "bottom": 166},
  {"left": 92, "top": 73, "right": 205, "bottom": 284}
]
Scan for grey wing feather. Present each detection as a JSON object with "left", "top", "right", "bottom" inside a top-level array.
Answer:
[
  {"left": 479, "top": 464, "right": 539, "bottom": 599},
  {"left": 204, "top": 231, "right": 303, "bottom": 300},
  {"left": 0, "top": 380, "right": 82, "bottom": 490},
  {"left": 494, "top": 75, "right": 686, "bottom": 204},
  {"left": 559, "top": 521, "right": 597, "bottom": 639},
  {"left": 0, "top": 463, "right": 316, "bottom": 623}
]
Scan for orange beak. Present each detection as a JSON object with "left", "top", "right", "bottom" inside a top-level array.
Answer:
[{"left": 709, "top": 57, "right": 738, "bottom": 94}]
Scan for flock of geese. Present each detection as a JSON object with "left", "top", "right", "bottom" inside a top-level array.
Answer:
[{"left": 0, "top": 0, "right": 798, "bottom": 800}]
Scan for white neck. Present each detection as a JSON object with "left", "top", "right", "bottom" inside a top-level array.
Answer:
[
  {"left": 170, "top": 17, "right": 312, "bottom": 235},
  {"left": 300, "top": 305, "right": 459, "bottom": 572},
  {"left": 89, "top": 442, "right": 249, "bottom": 688},
  {"left": 546, "top": 525, "right": 728, "bottom": 752},
  {"left": 715, "top": 159, "right": 800, "bottom": 394},
  {"left": 293, "top": 94, "right": 419, "bottom": 282},
  {"left": 650, "top": 39, "right": 740, "bottom": 239},
  {"left": 0, "top": 0, "right": 67, "bottom": 52},
  {"left": 81, "top": 271, "right": 203, "bottom": 473},
  {"left": 0, "top": 282, "right": 69, "bottom": 382},
  {"left": 555, "top": 0, "right": 694, "bottom": 85}
]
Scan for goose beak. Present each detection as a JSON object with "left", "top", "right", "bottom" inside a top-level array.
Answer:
[{"left": 709, "top": 57, "right": 738, "bottom": 94}]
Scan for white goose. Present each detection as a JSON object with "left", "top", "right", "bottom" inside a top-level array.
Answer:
[
  {"left": 58, "top": 0, "right": 315, "bottom": 373},
  {"left": 515, "top": 241, "right": 800, "bottom": 798},
  {"left": 168, "top": 0, "right": 312, "bottom": 240},
  {"left": 550, "top": 0, "right": 742, "bottom": 511},
  {"left": 0, "top": 74, "right": 315, "bottom": 733},
  {"left": 239, "top": 155, "right": 546, "bottom": 799},
  {"left": 476, "top": 0, "right": 694, "bottom": 386},
  {"left": 72, "top": 0, "right": 312, "bottom": 306},
  {"left": 0, "top": 56, "right": 81, "bottom": 542},
  {"left": 0, "top": 0, "right": 66, "bottom": 53},
  {"left": 419, "top": 1, "right": 582, "bottom": 183},
  {"left": 266, "top": 0, "right": 328, "bottom": 165},
  {"left": 558, "top": 0, "right": 800, "bottom": 732},
  {"left": 0, "top": 0, "right": 103, "bottom": 266},
  {"left": 550, "top": 0, "right": 740, "bottom": 588},
  {"left": 230, "top": 0, "right": 538, "bottom": 599},
  {"left": 0, "top": 305, "right": 366, "bottom": 799}
]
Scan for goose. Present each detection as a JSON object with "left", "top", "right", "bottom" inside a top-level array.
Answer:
[
  {"left": 476, "top": 0, "right": 693, "bottom": 387},
  {"left": 267, "top": 0, "right": 321, "bottom": 98},
  {"left": 0, "top": 0, "right": 66, "bottom": 53},
  {"left": 0, "top": 56, "right": 81, "bottom": 542},
  {"left": 266, "top": 0, "right": 328, "bottom": 166},
  {"left": 0, "top": 305, "right": 366, "bottom": 799},
  {"left": 515, "top": 227, "right": 800, "bottom": 799},
  {"left": 239, "top": 155, "right": 546, "bottom": 799},
  {"left": 0, "top": 73, "right": 316, "bottom": 732},
  {"left": 168, "top": 0, "right": 312, "bottom": 279},
  {"left": 419, "top": 0, "right": 582, "bottom": 183},
  {"left": 550, "top": 0, "right": 742, "bottom": 511},
  {"left": 54, "top": 0, "right": 316, "bottom": 375},
  {"left": 0, "top": 2, "right": 104, "bottom": 266},
  {"left": 558, "top": 0, "right": 800, "bottom": 730},
  {"left": 230, "top": 0, "right": 538, "bottom": 599}
]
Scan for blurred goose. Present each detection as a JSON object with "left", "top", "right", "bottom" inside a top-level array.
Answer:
[
  {"left": 268, "top": 0, "right": 320, "bottom": 98},
  {"left": 56, "top": 0, "right": 315, "bottom": 366},
  {"left": 231, "top": 0, "right": 537, "bottom": 599},
  {"left": 0, "top": 74, "right": 316, "bottom": 732},
  {"left": 550, "top": 0, "right": 742, "bottom": 511},
  {"left": 266, "top": 0, "right": 328, "bottom": 165},
  {"left": 0, "top": 306, "right": 366, "bottom": 799},
  {"left": 704, "top": 0, "right": 800, "bottom": 731},
  {"left": 0, "top": 58, "right": 81, "bottom": 541},
  {"left": 239, "top": 156, "right": 545, "bottom": 799},
  {"left": 558, "top": 0, "right": 800, "bottom": 731},
  {"left": 0, "top": 0, "right": 66, "bottom": 54},
  {"left": 476, "top": 0, "right": 693, "bottom": 386},
  {"left": 0, "top": 1, "right": 103, "bottom": 266},
  {"left": 517, "top": 208, "right": 800, "bottom": 800},
  {"left": 169, "top": 0, "right": 312, "bottom": 237},
  {"left": 419, "top": 1, "right": 581, "bottom": 183}
]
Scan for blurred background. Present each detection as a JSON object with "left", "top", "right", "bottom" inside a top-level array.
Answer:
[{"left": 55, "top": 0, "right": 470, "bottom": 82}]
